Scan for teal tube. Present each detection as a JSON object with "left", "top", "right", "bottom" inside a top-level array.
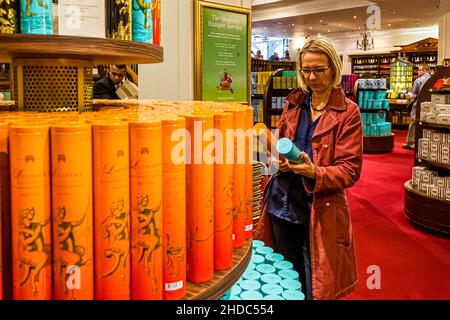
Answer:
[
  {"left": 132, "top": 0, "right": 153, "bottom": 43},
  {"left": 20, "top": 0, "right": 52, "bottom": 35}
]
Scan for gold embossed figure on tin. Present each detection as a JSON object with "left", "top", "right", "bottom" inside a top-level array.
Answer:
[
  {"left": 0, "top": 0, "right": 19, "bottom": 33},
  {"left": 107, "top": 0, "right": 132, "bottom": 40}
]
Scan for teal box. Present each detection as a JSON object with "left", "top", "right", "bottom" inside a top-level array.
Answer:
[
  {"left": 375, "top": 91, "right": 386, "bottom": 100},
  {"left": 366, "top": 100, "right": 373, "bottom": 109},
  {"left": 365, "top": 115, "right": 371, "bottom": 125},
  {"left": 132, "top": 0, "right": 154, "bottom": 43},
  {"left": 20, "top": 0, "right": 52, "bottom": 35},
  {"left": 366, "top": 91, "right": 376, "bottom": 100},
  {"left": 373, "top": 100, "right": 383, "bottom": 109},
  {"left": 383, "top": 99, "right": 390, "bottom": 109}
]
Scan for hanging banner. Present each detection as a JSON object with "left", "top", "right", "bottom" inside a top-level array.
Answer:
[{"left": 195, "top": 1, "right": 251, "bottom": 104}]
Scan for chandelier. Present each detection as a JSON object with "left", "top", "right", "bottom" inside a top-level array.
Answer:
[{"left": 356, "top": 29, "right": 374, "bottom": 51}]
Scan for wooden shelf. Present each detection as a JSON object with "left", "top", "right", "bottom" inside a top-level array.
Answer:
[
  {"left": 417, "top": 158, "right": 450, "bottom": 170},
  {"left": 419, "top": 122, "right": 450, "bottom": 131},
  {"left": 404, "top": 180, "right": 450, "bottom": 236},
  {"left": 185, "top": 239, "right": 252, "bottom": 300},
  {"left": 0, "top": 34, "right": 164, "bottom": 64},
  {"left": 359, "top": 108, "right": 389, "bottom": 113}
]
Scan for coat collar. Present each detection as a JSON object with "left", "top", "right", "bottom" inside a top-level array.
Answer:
[{"left": 286, "top": 87, "right": 348, "bottom": 111}]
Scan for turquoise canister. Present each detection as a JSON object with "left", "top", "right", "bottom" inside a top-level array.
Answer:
[
  {"left": 274, "top": 260, "right": 293, "bottom": 271},
  {"left": 242, "top": 270, "right": 261, "bottom": 281},
  {"left": 265, "top": 253, "right": 284, "bottom": 264},
  {"left": 256, "top": 263, "right": 276, "bottom": 275},
  {"left": 261, "top": 283, "right": 283, "bottom": 296},
  {"left": 278, "top": 269, "right": 299, "bottom": 280},
  {"left": 20, "top": 0, "right": 52, "bottom": 34},
  {"left": 251, "top": 254, "right": 265, "bottom": 265},
  {"left": 276, "top": 138, "right": 303, "bottom": 163},
  {"left": 239, "top": 279, "right": 261, "bottom": 292},
  {"left": 132, "top": 0, "right": 153, "bottom": 43},
  {"left": 282, "top": 290, "right": 305, "bottom": 300},
  {"left": 230, "top": 285, "right": 242, "bottom": 298},
  {"left": 280, "top": 279, "right": 302, "bottom": 291},
  {"left": 263, "top": 294, "right": 285, "bottom": 300},
  {"left": 230, "top": 295, "right": 242, "bottom": 300},
  {"left": 255, "top": 246, "right": 273, "bottom": 256},
  {"left": 260, "top": 273, "right": 281, "bottom": 285},
  {"left": 252, "top": 240, "right": 265, "bottom": 248},
  {"left": 246, "top": 262, "right": 256, "bottom": 271},
  {"left": 240, "top": 290, "right": 263, "bottom": 300}
]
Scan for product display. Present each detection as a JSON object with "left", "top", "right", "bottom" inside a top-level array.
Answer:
[{"left": 221, "top": 240, "right": 304, "bottom": 300}]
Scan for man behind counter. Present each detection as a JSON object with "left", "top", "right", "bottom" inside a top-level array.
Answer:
[{"left": 93, "top": 65, "right": 127, "bottom": 99}]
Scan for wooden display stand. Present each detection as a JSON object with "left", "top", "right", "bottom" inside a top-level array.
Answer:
[
  {"left": 0, "top": 34, "right": 163, "bottom": 112},
  {"left": 404, "top": 66, "right": 450, "bottom": 237}
]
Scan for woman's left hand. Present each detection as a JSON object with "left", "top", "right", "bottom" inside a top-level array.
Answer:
[{"left": 287, "top": 152, "right": 316, "bottom": 179}]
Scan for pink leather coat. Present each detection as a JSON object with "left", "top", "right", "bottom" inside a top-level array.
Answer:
[{"left": 254, "top": 87, "right": 363, "bottom": 299}]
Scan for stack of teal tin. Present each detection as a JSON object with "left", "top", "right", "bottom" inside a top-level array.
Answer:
[
  {"left": 361, "top": 112, "right": 392, "bottom": 137},
  {"left": 221, "top": 240, "right": 305, "bottom": 300}
]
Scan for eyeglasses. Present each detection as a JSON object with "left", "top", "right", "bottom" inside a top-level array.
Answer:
[{"left": 300, "top": 65, "right": 331, "bottom": 77}]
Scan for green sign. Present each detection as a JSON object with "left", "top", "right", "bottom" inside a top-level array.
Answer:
[{"left": 197, "top": 3, "right": 250, "bottom": 103}]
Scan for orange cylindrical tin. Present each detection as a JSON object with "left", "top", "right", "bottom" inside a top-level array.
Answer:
[
  {"left": 185, "top": 113, "right": 214, "bottom": 283},
  {"left": 213, "top": 112, "right": 233, "bottom": 271},
  {"left": 231, "top": 108, "right": 246, "bottom": 248},
  {"left": 9, "top": 123, "right": 52, "bottom": 300},
  {"left": 0, "top": 122, "right": 9, "bottom": 300},
  {"left": 161, "top": 116, "right": 186, "bottom": 300},
  {"left": 92, "top": 121, "right": 130, "bottom": 300},
  {"left": 129, "top": 119, "right": 163, "bottom": 300},
  {"left": 51, "top": 123, "right": 94, "bottom": 300},
  {"left": 244, "top": 107, "right": 254, "bottom": 239}
]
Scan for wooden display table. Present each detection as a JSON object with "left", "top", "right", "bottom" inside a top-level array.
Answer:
[
  {"left": 404, "top": 181, "right": 450, "bottom": 236},
  {"left": 185, "top": 239, "right": 252, "bottom": 300},
  {"left": 0, "top": 34, "right": 163, "bottom": 112},
  {"left": 363, "top": 134, "right": 395, "bottom": 154}
]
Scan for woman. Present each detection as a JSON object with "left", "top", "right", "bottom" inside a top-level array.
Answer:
[{"left": 254, "top": 37, "right": 363, "bottom": 300}]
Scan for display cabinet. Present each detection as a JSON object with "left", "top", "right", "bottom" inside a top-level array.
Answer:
[{"left": 404, "top": 66, "right": 450, "bottom": 236}]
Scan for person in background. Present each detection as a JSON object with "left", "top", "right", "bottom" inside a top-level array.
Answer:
[
  {"left": 270, "top": 51, "right": 280, "bottom": 61},
  {"left": 403, "top": 64, "right": 432, "bottom": 149},
  {"left": 254, "top": 37, "right": 363, "bottom": 300},
  {"left": 255, "top": 50, "right": 264, "bottom": 59},
  {"left": 93, "top": 65, "right": 128, "bottom": 99},
  {"left": 282, "top": 50, "right": 291, "bottom": 61},
  {"left": 0, "top": 92, "right": 4, "bottom": 101}
]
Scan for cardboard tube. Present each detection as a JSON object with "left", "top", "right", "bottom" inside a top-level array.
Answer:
[
  {"left": 161, "top": 116, "right": 186, "bottom": 299},
  {"left": 92, "top": 121, "right": 130, "bottom": 300},
  {"left": 129, "top": 119, "right": 163, "bottom": 300},
  {"left": 185, "top": 113, "right": 214, "bottom": 283},
  {"left": 213, "top": 112, "right": 233, "bottom": 270},
  {"left": 51, "top": 123, "right": 94, "bottom": 300},
  {"left": 9, "top": 123, "right": 52, "bottom": 300}
]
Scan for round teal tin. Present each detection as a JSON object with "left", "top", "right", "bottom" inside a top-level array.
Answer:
[
  {"left": 274, "top": 260, "right": 293, "bottom": 271},
  {"left": 265, "top": 253, "right": 284, "bottom": 264},
  {"left": 230, "top": 285, "right": 242, "bottom": 297},
  {"left": 278, "top": 269, "right": 299, "bottom": 280},
  {"left": 276, "top": 138, "right": 301, "bottom": 162},
  {"left": 251, "top": 254, "right": 265, "bottom": 265},
  {"left": 256, "top": 246, "right": 274, "bottom": 256},
  {"left": 262, "top": 294, "right": 285, "bottom": 300},
  {"left": 242, "top": 270, "right": 261, "bottom": 281},
  {"left": 282, "top": 290, "right": 305, "bottom": 300},
  {"left": 246, "top": 262, "right": 256, "bottom": 271},
  {"left": 239, "top": 280, "right": 261, "bottom": 292},
  {"left": 252, "top": 240, "right": 265, "bottom": 248},
  {"left": 240, "top": 291, "right": 263, "bottom": 300},
  {"left": 261, "top": 283, "right": 283, "bottom": 296},
  {"left": 260, "top": 273, "right": 282, "bottom": 285},
  {"left": 256, "top": 264, "right": 276, "bottom": 275},
  {"left": 280, "top": 279, "right": 302, "bottom": 291}
]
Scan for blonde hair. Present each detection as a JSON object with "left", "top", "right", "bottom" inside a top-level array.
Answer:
[{"left": 297, "top": 37, "right": 342, "bottom": 92}]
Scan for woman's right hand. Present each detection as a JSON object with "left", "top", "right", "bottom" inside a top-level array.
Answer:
[{"left": 274, "top": 158, "right": 291, "bottom": 173}]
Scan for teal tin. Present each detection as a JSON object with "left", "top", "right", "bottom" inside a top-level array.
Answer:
[
  {"left": 20, "top": 0, "right": 52, "bottom": 35},
  {"left": 261, "top": 284, "right": 283, "bottom": 296},
  {"left": 260, "top": 273, "right": 281, "bottom": 285},
  {"left": 263, "top": 295, "right": 285, "bottom": 300},
  {"left": 265, "top": 253, "right": 284, "bottom": 264},
  {"left": 282, "top": 290, "right": 305, "bottom": 300},
  {"left": 240, "top": 291, "right": 263, "bottom": 300},
  {"left": 132, "top": 0, "right": 153, "bottom": 43},
  {"left": 256, "top": 263, "right": 276, "bottom": 275},
  {"left": 239, "top": 280, "right": 261, "bottom": 292},
  {"left": 278, "top": 269, "right": 299, "bottom": 280},
  {"left": 255, "top": 246, "right": 273, "bottom": 256},
  {"left": 273, "top": 260, "right": 293, "bottom": 271},
  {"left": 230, "top": 285, "right": 242, "bottom": 298},
  {"left": 230, "top": 296, "right": 242, "bottom": 300},
  {"left": 276, "top": 138, "right": 303, "bottom": 163},
  {"left": 252, "top": 240, "right": 265, "bottom": 248},
  {"left": 242, "top": 270, "right": 261, "bottom": 281},
  {"left": 251, "top": 254, "right": 265, "bottom": 265},
  {"left": 280, "top": 279, "right": 302, "bottom": 291},
  {"left": 246, "top": 262, "right": 256, "bottom": 271}
]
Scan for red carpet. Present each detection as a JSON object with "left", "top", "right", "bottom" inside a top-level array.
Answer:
[{"left": 343, "top": 130, "right": 450, "bottom": 300}]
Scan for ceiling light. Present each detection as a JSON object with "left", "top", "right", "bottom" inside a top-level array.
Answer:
[
  {"left": 327, "top": 29, "right": 330, "bottom": 32},
  {"left": 320, "top": 19, "right": 323, "bottom": 23},
  {"left": 392, "top": 10, "right": 396, "bottom": 14},
  {"left": 264, "top": 27, "right": 267, "bottom": 29},
  {"left": 338, "top": 24, "right": 342, "bottom": 27},
  {"left": 388, "top": 23, "right": 391, "bottom": 27},
  {"left": 292, "top": 23, "right": 295, "bottom": 26},
  {"left": 278, "top": 22, "right": 282, "bottom": 25},
  {"left": 353, "top": 15, "right": 357, "bottom": 19},
  {"left": 283, "top": 30, "right": 286, "bottom": 32},
  {"left": 309, "top": 26, "right": 313, "bottom": 30}
]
